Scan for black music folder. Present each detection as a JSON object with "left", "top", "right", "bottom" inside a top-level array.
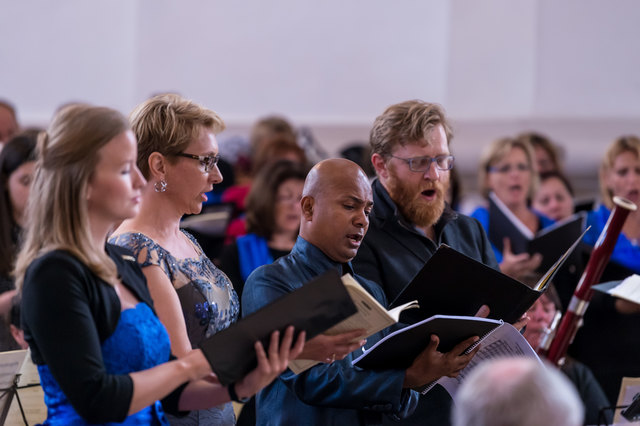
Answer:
[
  {"left": 352, "top": 315, "right": 502, "bottom": 371},
  {"left": 488, "top": 192, "right": 585, "bottom": 269},
  {"left": 390, "top": 229, "right": 586, "bottom": 325},
  {"left": 199, "top": 269, "right": 358, "bottom": 385}
]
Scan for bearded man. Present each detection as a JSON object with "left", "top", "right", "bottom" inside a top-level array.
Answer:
[{"left": 353, "top": 100, "right": 499, "bottom": 425}]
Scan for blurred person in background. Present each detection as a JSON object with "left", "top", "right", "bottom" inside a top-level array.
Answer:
[
  {"left": 0, "top": 100, "right": 19, "bottom": 148},
  {"left": 219, "top": 160, "right": 307, "bottom": 300},
  {"left": 568, "top": 136, "right": 640, "bottom": 405},
  {"left": 517, "top": 131, "right": 563, "bottom": 174},
  {"left": 532, "top": 171, "right": 575, "bottom": 221},
  {"left": 471, "top": 137, "right": 550, "bottom": 280},
  {"left": 0, "top": 130, "right": 37, "bottom": 351}
]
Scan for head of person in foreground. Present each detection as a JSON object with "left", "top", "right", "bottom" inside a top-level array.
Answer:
[{"left": 452, "top": 357, "right": 583, "bottom": 426}]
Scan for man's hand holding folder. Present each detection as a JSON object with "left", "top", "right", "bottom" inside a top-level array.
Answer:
[{"left": 402, "top": 304, "right": 490, "bottom": 388}]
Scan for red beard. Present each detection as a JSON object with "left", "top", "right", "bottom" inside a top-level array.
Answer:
[{"left": 386, "top": 169, "right": 448, "bottom": 228}]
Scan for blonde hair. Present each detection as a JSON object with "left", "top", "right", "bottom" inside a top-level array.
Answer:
[
  {"left": 478, "top": 137, "right": 539, "bottom": 199},
  {"left": 130, "top": 93, "right": 225, "bottom": 178},
  {"left": 600, "top": 135, "right": 640, "bottom": 209},
  {"left": 14, "top": 104, "right": 129, "bottom": 289},
  {"left": 369, "top": 100, "right": 453, "bottom": 159}
]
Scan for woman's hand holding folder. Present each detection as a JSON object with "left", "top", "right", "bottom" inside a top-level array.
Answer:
[{"left": 296, "top": 329, "right": 367, "bottom": 363}]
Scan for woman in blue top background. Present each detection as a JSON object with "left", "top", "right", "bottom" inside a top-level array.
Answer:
[
  {"left": 585, "top": 135, "right": 640, "bottom": 275},
  {"left": 568, "top": 136, "right": 640, "bottom": 404},
  {"left": 471, "top": 136, "right": 552, "bottom": 280},
  {"left": 219, "top": 159, "right": 307, "bottom": 301}
]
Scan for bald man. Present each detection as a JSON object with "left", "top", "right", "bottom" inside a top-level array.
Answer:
[
  {"left": 453, "top": 358, "right": 583, "bottom": 426},
  {"left": 242, "top": 159, "right": 479, "bottom": 425}
]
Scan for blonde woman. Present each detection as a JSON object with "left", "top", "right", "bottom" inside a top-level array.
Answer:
[
  {"left": 16, "top": 104, "right": 303, "bottom": 425},
  {"left": 471, "top": 137, "right": 550, "bottom": 279}
]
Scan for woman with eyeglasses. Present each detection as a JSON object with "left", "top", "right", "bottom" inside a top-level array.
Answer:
[
  {"left": 110, "top": 94, "right": 304, "bottom": 425},
  {"left": 471, "top": 137, "right": 553, "bottom": 280},
  {"left": 17, "top": 104, "right": 302, "bottom": 425}
]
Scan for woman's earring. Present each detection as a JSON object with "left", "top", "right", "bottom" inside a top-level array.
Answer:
[{"left": 154, "top": 179, "right": 167, "bottom": 193}]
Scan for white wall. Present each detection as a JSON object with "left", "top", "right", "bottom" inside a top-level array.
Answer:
[{"left": 1, "top": 0, "right": 639, "bottom": 195}]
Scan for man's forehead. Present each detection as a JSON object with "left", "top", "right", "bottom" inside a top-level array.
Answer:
[{"left": 327, "top": 176, "right": 371, "bottom": 200}]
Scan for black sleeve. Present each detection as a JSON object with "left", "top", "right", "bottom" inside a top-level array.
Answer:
[
  {"left": 21, "top": 253, "right": 134, "bottom": 423},
  {"left": 218, "top": 242, "right": 244, "bottom": 298},
  {"left": 160, "top": 360, "right": 190, "bottom": 417}
]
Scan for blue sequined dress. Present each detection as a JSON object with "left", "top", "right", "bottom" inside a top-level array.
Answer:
[
  {"left": 38, "top": 303, "right": 171, "bottom": 425},
  {"left": 110, "top": 231, "right": 239, "bottom": 425}
]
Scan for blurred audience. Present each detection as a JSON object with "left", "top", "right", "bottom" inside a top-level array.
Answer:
[
  {"left": 223, "top": 134, "right": 307, "bottom": 244},
  {"left": 219, "top": 160, "right": 307, "bottom": 300},
  {"left": 517, "top": 131, "right": 564, "bottom": 174},
  {"left": 452, "top": 358, "right": 583, "bottom": 426},
  {"left": 0, "top": 131, "right": 37, "bottom": 351},
  {"left": 532, "top": 171, "right": 575, "bottom": 221},
  {"left": 0, "top": 100, "right": 19, "bottom": 147},
  {"left": 339, "top": 142, "right": 375, "bottom": 178},
  {"left": 0, "top": 131, "right": 37, "bottom": 290}
]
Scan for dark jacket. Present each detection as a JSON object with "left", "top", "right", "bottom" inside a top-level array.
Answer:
[
  {"left": 242, "top": 237, "right": 419, "bottom": 425},
  {"left": 354, "top": 179, "right": 499, "bottom": 303},
  {"left": 352, "top": 179, "right": 498, "bottom": 426}
]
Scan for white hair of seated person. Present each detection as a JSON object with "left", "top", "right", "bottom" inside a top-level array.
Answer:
[{"left": 452, "top": 358, "right": 583, "bottom": 426}]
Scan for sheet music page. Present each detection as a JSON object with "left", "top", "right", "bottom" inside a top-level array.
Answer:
[
  {"left": 435, "top": 324, "right": 541, "bottom": 399},
  {"left": 614, "top": 377, "right": 640, "bottom": 424},
  {"left": 609, "top": 275, "right": 640, "bottom": 305},
  {"left": 0, "top": 350, "right": 28, "bottom": 389}
]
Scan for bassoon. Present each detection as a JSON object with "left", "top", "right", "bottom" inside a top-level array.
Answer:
[{"left": 542, "top": 196, "right": 638, "bottom": 365}]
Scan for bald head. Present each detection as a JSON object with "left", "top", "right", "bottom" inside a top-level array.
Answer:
[
  {"left": 300, "top": 158, "right": 373, "bottom": 263},
  {"left": 453, "top": 358, "right": 583, "bottom": 426},
  {"left": 303, "top": 158, "right": 370, "bottom": 200}
]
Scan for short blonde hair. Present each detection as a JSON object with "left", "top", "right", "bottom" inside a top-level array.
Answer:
[
  {"left": 600, "top": 135, "right": 640, "bottom": 209},
  {"left": 14, "top": 104, "right": 129, "bottom": 289},
  {"left": 478, "top": 137, "right": 538, "bottom": 199},
  {"left": 130, "top": 94, "right": 225, "bottom": 178},
  {"left": 369, "top": 100, "right": 453, "bottom": 159}
]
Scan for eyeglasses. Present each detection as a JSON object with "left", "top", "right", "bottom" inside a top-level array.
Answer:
[
  {"left": 487, "top": 163, "right": 530, "bottom": 174},
  {"left": 175, "top": 153, "right": 220, "bottom": 173},
  {"left": 391, "top": 154, "right": 455, "bottom": 173}
]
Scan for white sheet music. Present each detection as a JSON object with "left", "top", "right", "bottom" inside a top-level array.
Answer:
[{"left": 435, "top": 324, "right": 541, "bottom": 399}]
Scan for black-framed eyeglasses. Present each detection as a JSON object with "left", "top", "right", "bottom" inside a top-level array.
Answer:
[
  {"left": 175, "top": 153, "right": 220, "bottom": 173},
  {"left": 390, "top": 154, "right": 455, "bottom": 173}
]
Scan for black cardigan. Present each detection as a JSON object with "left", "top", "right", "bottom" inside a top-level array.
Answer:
[{"left": 22, "top": 244, "right": 187, "bottom": 423}]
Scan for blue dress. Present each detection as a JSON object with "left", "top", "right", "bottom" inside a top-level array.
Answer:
[{"left": 38, "top": 303, "right": 171, "bottom": 425}]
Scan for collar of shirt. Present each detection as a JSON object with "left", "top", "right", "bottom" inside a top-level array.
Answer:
[{"left": 291, "top": 236, "right": 354, "bottom": 277}]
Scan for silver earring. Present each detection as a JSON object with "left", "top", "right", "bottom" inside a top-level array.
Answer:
[{"left": 154, "top": 179, "right": 167, "bottom": 193}]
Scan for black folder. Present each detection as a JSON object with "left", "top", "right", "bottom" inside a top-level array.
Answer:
[
  {"left": 488, "top": 194, "right": 585, "bottom": 271},
  {"left": 388, "top": 227, "right": 588, "bottom": 325},
  {"left": 389, "top": 245, "right": 541, "bottom": 324},
  {"left": 199, "top": 269, "right": 358, "bottom": 385},
  {"left": 352, "top": 315, "right": 502, "bottom": 370}
]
